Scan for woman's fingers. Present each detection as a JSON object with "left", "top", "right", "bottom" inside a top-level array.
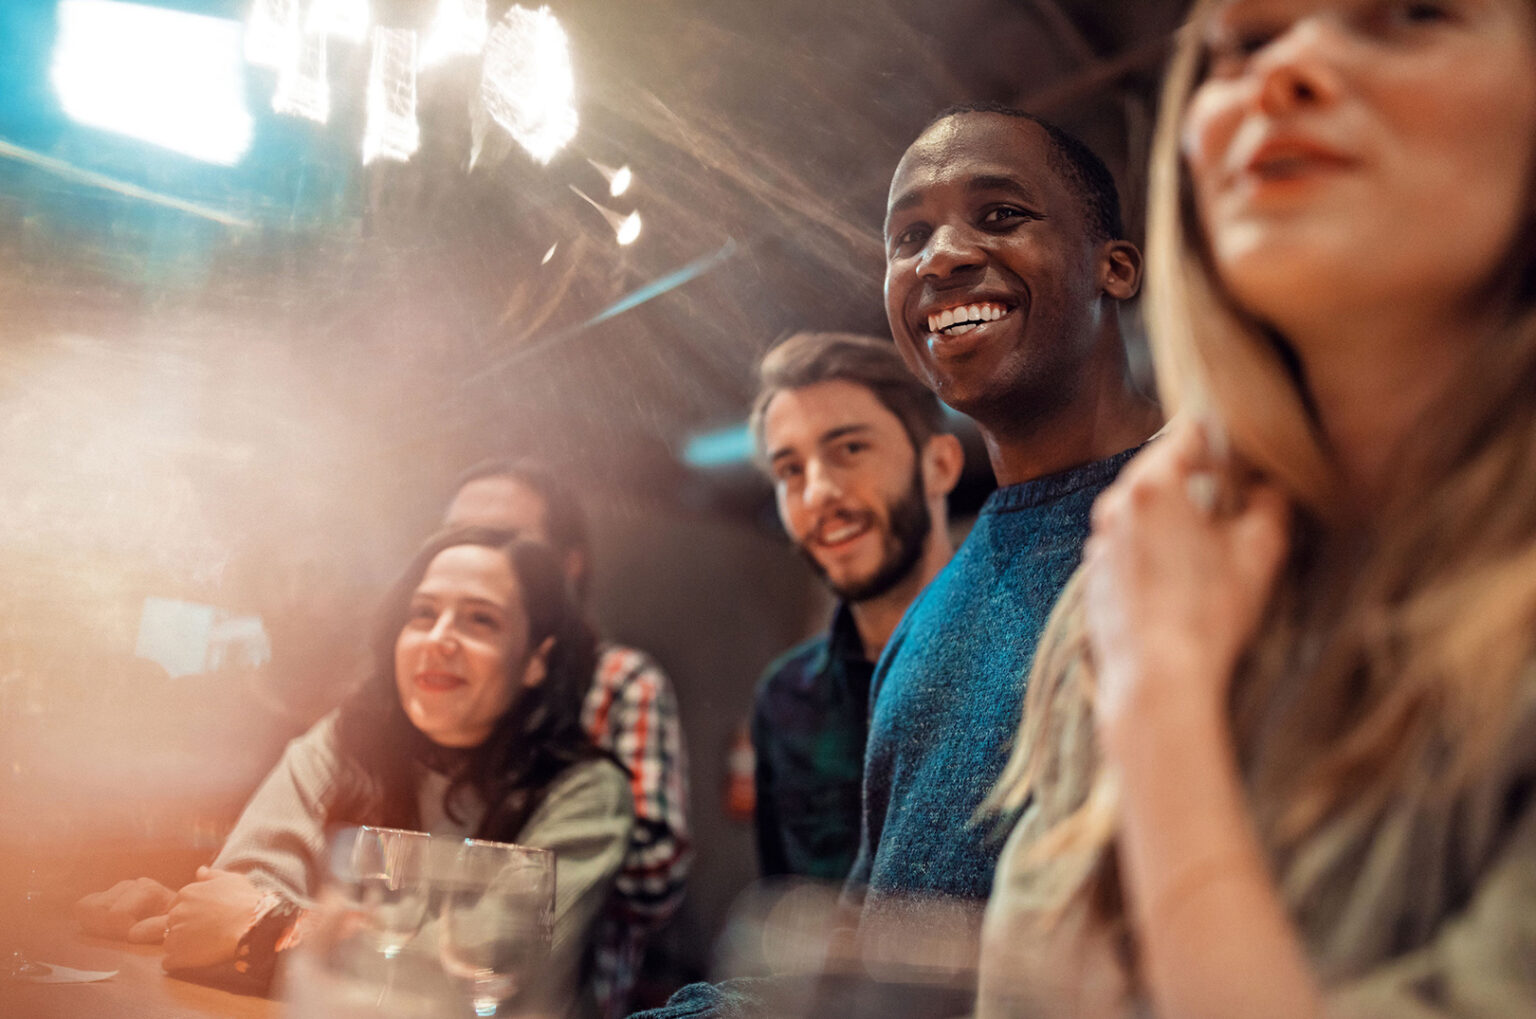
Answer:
[
  {"left": 194, "top": 865, "right": 237, "bottom": 881},
  {"left": 1083, "top": 424, "right": 1292, "bottom": 737},
  {"left": 127, "top": 913, "right": 169, "bottom": 944},
  {"left": 74, "top": 877, "right": 176, "bottom": 940},
  {"left": 1231, "top": 483, "right": 1292, "bottom": 578}
]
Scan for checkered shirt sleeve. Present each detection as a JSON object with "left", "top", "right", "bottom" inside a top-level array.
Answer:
[{"left": 582, "top": 643, "right": 692, "bottom": 925}]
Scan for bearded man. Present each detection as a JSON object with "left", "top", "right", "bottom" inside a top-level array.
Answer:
[{"left": 749, "top": 331, "right": 962, "bottom": 881}]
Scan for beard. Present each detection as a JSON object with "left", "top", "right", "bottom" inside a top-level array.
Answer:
[{"left": 798, "top": 468, "right": 932, "bottom": 604}]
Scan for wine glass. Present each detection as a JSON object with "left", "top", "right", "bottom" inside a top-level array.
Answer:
[
  {"left": 280, "top": 827, "right": 451, "bottom": 1017},
  {"left": 437, "top": 839, "right": 555, "bottom": 1018},
  {"left": 333, "top": 826, "right": 433, "bottom": 958},
  {"left": 281, "top": 925, "right": 452, "bottom": 1019}
]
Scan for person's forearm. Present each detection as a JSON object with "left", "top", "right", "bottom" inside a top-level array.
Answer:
[{"left": 1104, "top": 669, "right": 1322, "bottom": 1019}]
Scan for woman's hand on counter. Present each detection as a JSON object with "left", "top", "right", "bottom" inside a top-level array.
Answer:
[{"left": 74, "top": 877, "right": 176, "bottom": 942}]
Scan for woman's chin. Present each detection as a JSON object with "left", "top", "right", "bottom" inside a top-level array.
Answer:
[{"left": 417, "top": 726, "right": 480, "bottom": 749}]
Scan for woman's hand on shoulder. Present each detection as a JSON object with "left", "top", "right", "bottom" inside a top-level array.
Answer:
[
  {"left": 74, "top": 877, "right": 176, "bottom": 941},
  {"left": 161, "top": 866, "right": 266, "bottom": 971},
  {"left": 1084, "top": 420, "right": 1291, "bottom": 745}
]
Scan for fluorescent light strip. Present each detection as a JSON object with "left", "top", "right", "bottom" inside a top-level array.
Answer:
[{"left": 51, "top": 0, "right": 254, "bottom": 166}]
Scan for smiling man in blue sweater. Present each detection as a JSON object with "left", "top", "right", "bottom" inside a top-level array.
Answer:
[
  {"left": 853, "top": 104, "right": 1160, "bottom": 923},
  {"left": 632, "top": 104, "right": 1160, "bottom": 1017}
]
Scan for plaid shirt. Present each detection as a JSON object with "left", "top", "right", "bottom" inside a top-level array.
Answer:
[
  {"left": 582, "top": 643, "right": 691, "bottom": 1017},
  {"left": 751, "top": 605, "right": 871, "bottom": 882}
]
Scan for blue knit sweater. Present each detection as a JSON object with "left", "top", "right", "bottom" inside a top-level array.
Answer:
[{"left": 848, "top": 448, "right": 1138, "bottom": 919}]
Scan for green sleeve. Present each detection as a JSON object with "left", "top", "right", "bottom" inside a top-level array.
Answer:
[{"left": 517, "top": 758, "right": 635, "bottom": 994}]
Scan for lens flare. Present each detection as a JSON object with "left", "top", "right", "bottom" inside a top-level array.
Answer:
[
  {"left": 306, "top": 0, "right": 370, "bottom": 42},
  {"left": 244, "top": 0, "right": 300, "bottom": 70},
  {"left": 51, "top": 0, "right": 253, "bottom": 165},
  {"left": 419, "top": 0, "right": 488, "bottom": 69},
  {"left": 362, "top": 28, "right": 420, "bottom": 164},
  {"left": 272, "top": 29, "right": 330, "bottom": 124},
  {"left": 480, "top": 6, "right": 578, "bottom": 165}
]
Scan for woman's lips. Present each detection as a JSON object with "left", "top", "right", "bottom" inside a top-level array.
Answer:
[
  {"left": 1237, "top": 135, "right": 1358, "bottom": 187},
  {"left": 414, "top": 671, "right": 465, "bottom": 692}
]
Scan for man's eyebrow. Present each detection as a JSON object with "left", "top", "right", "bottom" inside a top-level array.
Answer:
[
  {"left": 886, "top": 188, "right": 924, "bottom": 226},
  {"left": 819, "top": 423, "right": 875, "bottom": 444},
  {"left": 885, "top": 173, "right": 1041, "bottom": 231},
  {"left": 966, "top": 174, "right": 1038, "bottom": 202},
  {"left": 767, "top": 423, "right": 875, "bottom": 464}
]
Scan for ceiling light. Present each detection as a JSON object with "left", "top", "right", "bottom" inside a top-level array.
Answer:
[
  {"left": 52, "top": 0, "right": 253, "bottom": 165},
  {"left": 569, "top": 185, "right": 642, "bottom": 246},
  {"left": 481, "top": 6, "right": 578, "bottom": 164},
  {"left": 588, "top": 158, "right": 633, "bottom": 197}
]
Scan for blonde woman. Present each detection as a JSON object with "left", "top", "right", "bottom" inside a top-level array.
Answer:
[{"left": 980, "top": 2, "right": 1536, "bottom": 1017}]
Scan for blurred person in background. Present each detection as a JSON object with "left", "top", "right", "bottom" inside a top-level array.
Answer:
[
  {"left": 445, "top": 459, "right": 691, "bottom": 1017},
  {"left": 981, "top": 1, "right": 1536, "bottom": 1016},
  {"left": 748, "top": 331, "right": 962, "bottom": 882},
  {"left": 77, "top": 528, "right": 632, "bottom": 1017}
]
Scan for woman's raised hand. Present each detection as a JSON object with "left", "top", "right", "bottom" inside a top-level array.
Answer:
[{"left": 1083, "top": 421, "right": 1292, "bottom": 744}]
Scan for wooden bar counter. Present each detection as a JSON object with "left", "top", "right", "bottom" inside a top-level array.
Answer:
[{"left": 1, "top": 914, "right": 281, "bottom": 1019}]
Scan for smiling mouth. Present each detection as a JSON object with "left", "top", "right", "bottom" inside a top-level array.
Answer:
[
  {"left": 814, "top": 515, "right": 872, "bottom": 550},
  {"left": 1243, "top": 139, "right": 1356, "bottom": 184},
  {"left": 415, "top": 671, "right": 465, "bottom": 692},
  {"left": 926, "top": 301, "right": 1010, "bottom": 336},
  {"left": 1251, "top": 155, "right": 1350, "bottom": 181}
]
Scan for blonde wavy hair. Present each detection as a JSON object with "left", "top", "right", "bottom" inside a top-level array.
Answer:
[{"left": 988, "top": 0, "right": 1536, "bottom": 943}]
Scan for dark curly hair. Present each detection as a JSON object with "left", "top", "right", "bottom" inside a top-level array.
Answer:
[{"left": 331, "top": 527, "right": 606, "bottom": 842}]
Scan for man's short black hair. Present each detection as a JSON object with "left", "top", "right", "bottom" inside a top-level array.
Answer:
[{"left": 929, "top": 102, "right": 1125, "bottom": 243}]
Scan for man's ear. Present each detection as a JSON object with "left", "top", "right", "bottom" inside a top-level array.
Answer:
[
  {"left": 522, "top": 636, "right": 556, "bottom": 688},
  {"left": 921, "top": 433, "right": 964, "bottom": 500},
  {"left": 1100, "top": 239, "right": 1143, "bottom": 301}
]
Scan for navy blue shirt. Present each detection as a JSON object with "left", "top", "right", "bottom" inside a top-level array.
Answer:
[
  {"left": 752, "top": 604, "right": 871, "bottom": 881},
  {"left": 849, "top": 448, "right": 1139, "bottom": 918}
]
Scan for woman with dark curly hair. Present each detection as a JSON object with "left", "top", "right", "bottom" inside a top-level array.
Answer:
[{"left": 77, "top": 527, "right": 632, "bottom": 1013}]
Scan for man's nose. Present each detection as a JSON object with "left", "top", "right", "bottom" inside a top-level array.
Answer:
[
  {"left": 801, "top": 458, "right": 844, "bottom": 508},
  {"left": 916, "top": 223, "right": 984, "bottom": 279}
]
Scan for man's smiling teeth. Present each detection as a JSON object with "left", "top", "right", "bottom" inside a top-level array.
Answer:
[
  {"left": 927, "top": 302, "right": 1008, "bottom": 336},
  {"left": 820, "top": 520, "right": 869, "bottom": 545}
]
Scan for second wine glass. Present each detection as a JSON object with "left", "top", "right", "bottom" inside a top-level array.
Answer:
[{"left": 437, "top": 839, "right": 555, "bottom": 1018}]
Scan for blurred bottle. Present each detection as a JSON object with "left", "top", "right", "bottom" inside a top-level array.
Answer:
[{"left": 724, "top": 721, "right": 755, "bottom": 823}]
